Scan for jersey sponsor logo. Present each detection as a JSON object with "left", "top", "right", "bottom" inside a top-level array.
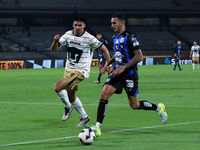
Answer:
[
  {"left": 114, "top": 51, "right": 124, "bottom": 68},
  {"left": 114, "top": 51, "right": 123, "bottom": 62},
  {"left": 69, "top": 41, "right": 82, "bottom": 46}
]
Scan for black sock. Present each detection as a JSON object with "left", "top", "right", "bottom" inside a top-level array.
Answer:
[
  {"left": 178, "top": 64, "right": 181, "bottom": 69},
  {"left": 98, "top": 74, "right": 102, "bottom": 82},
  {"left": 139, "top": 100, "right": 157, "bottom": 110},
  {"left": 97, "top": 99, "right": 108, "bottom": 123},
  {"left": 174, "top": 64, "right": 177, "bottom": 69}
]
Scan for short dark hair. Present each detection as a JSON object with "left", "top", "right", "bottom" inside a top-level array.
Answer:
[
  {"left": 74, "top": 15, "right": 86, "bottom": 23},
  {"left": 112, "top": 13, "right": 126, "bottom": 23},
  {"left": 96, "top": 32, "right": 102, "bottom": 35}
]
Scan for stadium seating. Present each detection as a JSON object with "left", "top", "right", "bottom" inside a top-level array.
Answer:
[
  {"left": 0, "top": 0, "right": 199, "bottom": 10},
  {"left": 0, "top": 51, "right": 50, "bottom": 60},
  {"left": 0, "top": 24, "right": 193, "bottom": 60}
]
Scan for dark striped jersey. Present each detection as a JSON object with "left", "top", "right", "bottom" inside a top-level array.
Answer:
[
  {"left": 112, "top": 30, "right": 140, "bottom": 75},
  {"left": 96, "top": 39, "right": 109, "bottom": 60},
  {"left": 174, "top": 44, "right": 181, "bottom": 56}
]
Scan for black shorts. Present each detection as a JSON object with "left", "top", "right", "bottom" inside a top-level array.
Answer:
[{"left": 104, "top": 73, "right": 139, "bottom": 97}]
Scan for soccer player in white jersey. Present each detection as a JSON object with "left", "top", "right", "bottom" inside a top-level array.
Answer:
[
  {"left": 190, "top": 41, "right": 199, "bottom": 69},
  {"left": 50, "top": 16, "right": 110, "bottom": 126}
]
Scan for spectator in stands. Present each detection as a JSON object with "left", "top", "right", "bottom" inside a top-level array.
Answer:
[
  {"left": 173, "top": 40, "right": 183, "bottom": 71},
  {"left": 190, "top": 41, "right": 199, "bottom": 69}
]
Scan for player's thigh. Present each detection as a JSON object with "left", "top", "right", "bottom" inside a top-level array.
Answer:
[
  {"left": 64, "top": 70, "right": 84, "bottom": 91},
  {"left": 54, "top": 78, "right": 68, "bottom": 93},
  {"left": 101, "top": 75, "right": 123, "bottom": 100},
  {"left": 128, "top": 95, "right": 140, "bottom": 109},
  {"left": 121, "top": 74, "right": 140, "bottom": 109},
  {"left": 101, "top": 84, "right": 116, "bottom": 100},
  {"left": 196, "top": 57, "right": 199, "bottom": 62}
]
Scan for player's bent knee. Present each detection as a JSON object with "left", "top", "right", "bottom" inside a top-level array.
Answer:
[
  {"left": 100, "top": 90, "right": 110, "bottom": 100},
  {"left": 130, "top": 103, "right": 140, "bottom": 109},
  {"left": 54, "top": 85, "right": 59, "bottom": 93},
  {"left": 54, "top": 84, "right": 62, "bottom": 93}
]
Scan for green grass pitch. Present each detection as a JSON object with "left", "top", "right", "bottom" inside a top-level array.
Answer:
[{"left": 0, "top": 65, "right": 200, "bottom": 150}]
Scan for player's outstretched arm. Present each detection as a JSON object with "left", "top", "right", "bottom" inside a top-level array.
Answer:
[
  {"left": 99, "top": 44, "right": 110, "bottom": 63},
  {"left": 101, "top": 56, "right": 115, "bottom": 74},
  {"left": 99, "top": 44, "right": 112, "bottom": 74},
  {"left": 51, "top": 34, "right": 60, "bottom": 51}
]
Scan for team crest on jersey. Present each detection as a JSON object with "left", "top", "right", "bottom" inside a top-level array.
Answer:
[{"left": 120, "top": 37, "right": 125, "bottom": 43}]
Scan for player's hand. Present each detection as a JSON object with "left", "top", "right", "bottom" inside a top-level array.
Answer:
[
  {"left": 54, "top": 34, "right": 60, "bottom": 42},
  {"left": 107, "top": 65, "right": 112, "bottom": 74},
  {"left": 101, "top": 66, "right": 107, "bottom": 74},
  {"left": 189, "top": 55, "right": 191, "bottom": 58},
  {"left": 112, "top": 66, "right": 125, "bottom": 76}
]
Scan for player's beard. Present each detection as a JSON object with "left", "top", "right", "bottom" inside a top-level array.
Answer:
[
  {"left": 74, "top": 29, "right": 83, "bottom": 36},
  {"left": 113, "top": 26, "right": 120, "bottom": 34}
]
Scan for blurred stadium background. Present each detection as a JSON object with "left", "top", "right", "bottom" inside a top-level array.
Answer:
[{"left": 0, "top": 0, "right": 200, "bottom": 62}]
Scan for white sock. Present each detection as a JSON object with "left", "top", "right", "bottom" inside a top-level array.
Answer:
[
  {"left": 72, "top": 96, "right": 87, "bottom": 119},
  {"left": 193, "top": 63, "right": 195, "bottom": 69},
  {"left": 96, "top": 122, "right": 102, "bottom": 130},
  {"left": 197, "top": 64, "right": 199, "bottom": 69},
  {"left": 57, "top": 90, "right": 71, "bottom": 109}
]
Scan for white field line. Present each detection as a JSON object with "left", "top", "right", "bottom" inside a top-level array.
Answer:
[
  {"left": 0, "top": 101, "right": 200, "bottom": 108},
  {"left": 0, "top": 121, "right": 200, "bottom": 147}
]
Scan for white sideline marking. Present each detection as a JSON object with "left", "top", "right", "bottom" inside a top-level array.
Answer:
[
  {"left": 0, "top": 102, "right": 200, "bottom": 108},
  {"left": 0, "top": 121, "right": 200, "bottom": 147}
]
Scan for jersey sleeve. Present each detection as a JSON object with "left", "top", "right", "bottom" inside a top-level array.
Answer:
[
  {"left": 58, "top": 32, "right": 68, "bottom": 48},
  {"left": 191, "top": 46, "right": 193, "bottom": 51},
  {"left": 90, "top": 36, "right": 102, "bottom": 51},
  {"left": 103, "top": 39, "right": 109, "bottom": 49},
  {"left": 127, "top": 33, "right": 140, "bottom": 51}
]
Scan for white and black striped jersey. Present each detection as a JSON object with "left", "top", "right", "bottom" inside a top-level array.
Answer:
[{"left": 58, "top": 30, "right": 102, "bottom": 78}]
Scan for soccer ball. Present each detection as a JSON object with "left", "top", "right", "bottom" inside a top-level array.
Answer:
[{"left": 78, "top": 128, "right": 96, "bottom": 145}]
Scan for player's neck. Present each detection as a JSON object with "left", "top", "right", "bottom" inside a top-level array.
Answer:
[
  {"left": 117, "top": 28, "right": 126, "bottom": 35},
  {"left": 73, "top": 30, "right": 84, "bottom": 36}
]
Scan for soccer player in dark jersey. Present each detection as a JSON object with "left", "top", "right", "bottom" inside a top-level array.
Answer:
[
  {"left": 173, "top": 40, "right": 183, "bottom": 71},
  {"left": 94, "top": 32, "right": 111, "bottom": 83},
  {"left": 89, "top": 14, "right": 168, "bottom": 136}
]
